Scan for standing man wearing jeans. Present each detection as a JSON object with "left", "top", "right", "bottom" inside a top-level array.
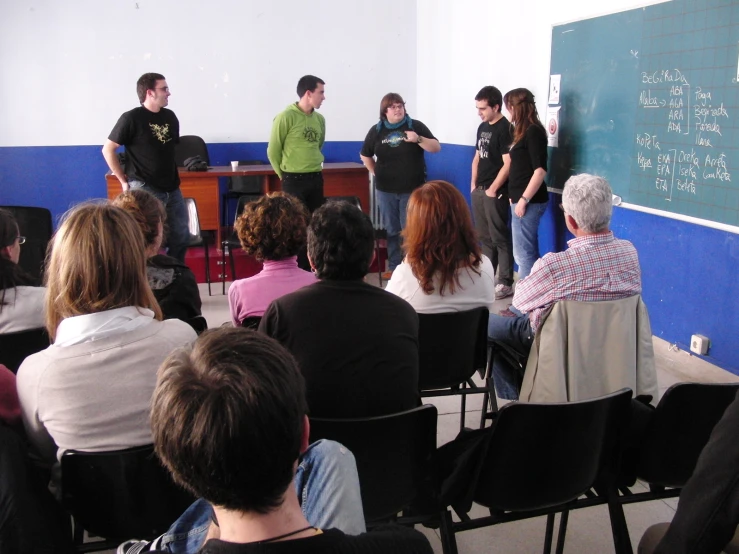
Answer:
[
  {"left": 102, "top": 73, "right": 188, "bottom": 264},
  {"left": 268, "top": 75, "right": 327, "bottom": 213}
]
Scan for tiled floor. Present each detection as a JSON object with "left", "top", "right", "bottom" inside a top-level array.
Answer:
[{"left": 160, "top": 279, "right": 739, "bottom": 553}]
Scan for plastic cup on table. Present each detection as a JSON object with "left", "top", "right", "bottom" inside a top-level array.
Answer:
[{"left": 231, "top": 161, "right": 239, "bottom": 171}]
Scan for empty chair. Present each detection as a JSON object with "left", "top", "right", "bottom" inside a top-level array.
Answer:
[
  {"left": 0, "top": 328, "right": 50, "bottom": 374},
  {"left": 61, "top": 445, "right": 195, "bottom": 551},
  {"left": 185, "top": 198, "right": 212, "bottom": 296},
  {"left": 221, "top": 195, "right": 253, "bottom": 292},
  {"left": 309, "top": 404, "right": 438, "bottom": 524},
  {"left": 174, "top": 135, "right": 209, "bottom": 167},
  {"left": 221, "top": 160, "right": 267, "bottom": 229},
  {"left": 417, "top": 307, "right": 492, "bottom": 431}
]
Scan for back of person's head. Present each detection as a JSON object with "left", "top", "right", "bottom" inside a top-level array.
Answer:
[
  {"left": 296, "top": 75, "right": 324, "bottom": 98},
  {"left": 137, "top": 72, "right": 166, "bottom": 104},
  {"left": 404, "top": 180, "right": 482, "bottom": 296},
  {"left": 235, "top": 192, "right": 309, "bottom": 262},
  {"left": 112, "top": 189, "right": 166, "bottom": 251},
  {"left": 0, "top": 208, "right": 36, "bottom": 311},
  {"left": 562, "top": 174, "right": 613, "bottom": 233},
  {"left": 475, "top": 86, "right": 503, "bottom": 111},
  {"left": 45, "top": 202, "right": 162, "bottom": 339},
  {"left": 307, "top": 201, "right": 374, "bottom": 281},
  {"left": 503, "top": 87, "right": 542, "bottom": 143},
  {"left": 151, "top": 327, "right": 307, "bottom": 513}
]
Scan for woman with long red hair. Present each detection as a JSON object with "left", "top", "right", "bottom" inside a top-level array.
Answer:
[
  {"left": 488, "top": 88, "right": 548, "bottom": 280},
  {"left": 386, "top": 180, "right": 495, "bottom": 313}
]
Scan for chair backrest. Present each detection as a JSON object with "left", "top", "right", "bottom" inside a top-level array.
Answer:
[
  {"left": 61, "top": 444, "right": 195, "bottom": 541},
  {"left": 309, "top": 404, "right": 438, "bottom": 522},
  {"left": 520, "top": 295, "right": 659, "bottom": 404},
  {"left": 417, "top": 307, "right": 488, "bottom": 390},
  {"left": 0, "top": 327, "right": 50, "bottom": 373},
  {"left": 637, "top": 382, "right": 739, "bottom": 487},
  {"left": 240, "top": 316, "right": 262, "bottom": 330},
  {"left": 186, "top": 315, "right": 208, "bottom": 335},
  {"left": 326, "top": 196, "right": 362, "bottom": 210},
  {"left": 0, "top": 206, "right": 53, "bottom": 280},
  {"left": 229, "top": 160, "right": 266, "bottom": 194},
  {"left": 174, "top": 135, "right": 210, "bottom": 167},
  {"left": 184, "top": 198, "right": 202, "bottom": 245},
  {"left": 475, "top": 388, "right": 632, "bottom": 512}
]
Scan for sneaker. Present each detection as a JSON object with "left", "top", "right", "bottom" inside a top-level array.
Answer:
[
  {"left": 381, "top": 271, "right": 393, "bottom": 280},
  {"left": 117, "top": 540, "right": 152, "bottom": 554},
  {"left": 495, "top": 283, "right": 514, "bottom": 300}
]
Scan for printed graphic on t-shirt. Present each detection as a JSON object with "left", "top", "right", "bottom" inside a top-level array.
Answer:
[
  {"left": 149, "top": 123, "right": 172, "bottom": 144},
  {"left": 303, "top": 126, "right": 320, "bottom": 143},
  {"left": 381, "top": 131, "right": 405, "bottom": 148},
  {"left": 478, "top": 131, "right": 492, "bottom": 159}
]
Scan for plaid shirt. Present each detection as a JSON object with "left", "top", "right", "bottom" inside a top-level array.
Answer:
[{"left": 513, "top": 232, "right": 642, "bottom": 333}]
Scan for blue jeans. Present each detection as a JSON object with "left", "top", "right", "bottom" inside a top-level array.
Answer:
[
  {"left": 511, "top": 201, "right": 547, "bottom": 280},
  {"left": 129, "top": 181, "right": 189, "bottom": 264},
  {"left": 487, "top": 306, "right": 534, "bottom": 400},
  {"left": 156, "top": 440, "right": 366, "bottom": 553},
  {"left": 376, "top": 190, "right": 411, "bottom": 271}
]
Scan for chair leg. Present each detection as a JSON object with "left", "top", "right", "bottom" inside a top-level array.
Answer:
[
  {"left": 543, "top": 513, "right": 555, "bottom": 554},
  {"left": 555, "top": 510, "right": 569, "bottom": 554},
  {"left": 607, "top": 494, "right": 634, "bottom": 554},
  {"left": 439, "top": 510, "right": 459, "bottom": 554},
  {"left": 204, "top": 237, "right": 211, "bottom": 296},
  {"left": 375, "top": 237, "right": 383, "bottom": 285},
  {"left": 221, "top": 243, "right": 227, "bottom": 295},
  {"left": 229, "top": 245, "right": 237, "bottom": 284},
  {"left": 459, "top": 386, "right": 468, "bottom": 433}
]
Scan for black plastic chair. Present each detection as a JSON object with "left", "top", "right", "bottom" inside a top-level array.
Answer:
[
  {"left": 418, "top": 308, "right": 492, "bottom": 432},
  {"left": 185, "top": 198, "right": 212, "bottom": 296},
  {"left": 0, "top": 327, "right": 50, "bottom": 373},
  {"left": 240, "top": 316, "right": 262, "bottom": 330},
  {"left": 186, "top": 315, "right": 208, "bottom": 335},
  {"left": 309, "top": 404, "right": 438, "bottom": 524},
  {"left": 221, "top": 195, "right": 253, "bottom": 294},
  {"left": 0, "top": 206, "right": 53, "bottom": 281},
  {"left": 221, "top": 160, "right": 266, "bottom": 229},
  {"left": 439, "top": 388, "right": 633, "bottom": 554},
  {"left": 174, "top": 135, "right": 209, "bottom": 167},
  {"left": 61, "top": 444, "right": 195, "bottom": 553}
]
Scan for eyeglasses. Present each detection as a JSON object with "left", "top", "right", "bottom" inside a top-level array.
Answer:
[
  {"left": 388, "top": 103, "right": 405, "bottom": 110},
  {"left": 155, "top": 87, "right": 170, "bottom": 93},
  {"left": 16, "top": 236, "right": 26, "bottom": 245}
]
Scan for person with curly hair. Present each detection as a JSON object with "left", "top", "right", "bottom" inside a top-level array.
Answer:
[
  {"left": 228, "top": 192, "right": 317, "bottom": 326},
  {"left": 386, "top": 181, "right": 496, "bottom": 313},
  {"left": 113, "top": 189, "right": 202, "bottom": 328}
]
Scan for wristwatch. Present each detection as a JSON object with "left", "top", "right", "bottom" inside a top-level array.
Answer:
[
  {"left": 417, "top": 136, "right": 424, "bottom": 144},
  {"left": 521, "top": 196, "right": 530, "bottom": 204}
]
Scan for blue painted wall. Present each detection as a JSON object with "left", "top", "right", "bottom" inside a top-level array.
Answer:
[{"left": 1, "top": 141, "right": 737, "bottom": 373}]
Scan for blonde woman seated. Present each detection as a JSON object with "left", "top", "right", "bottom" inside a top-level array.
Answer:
[
  {"left": 16, "top": 203, "right": 196, "bottom": 487},
  {"left": 0, "top": 208, "right": 45, "bottom": 334},
  {"left": 386, "top": 180, "right": 496, "bottom": 313},
  {"left": 113, "top": 189, "right": 202, "bottom": 326},
  {"left": 228, "top": 192, "right": 316, "bottom": 326}
]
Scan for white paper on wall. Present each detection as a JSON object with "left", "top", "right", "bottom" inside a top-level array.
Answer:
[{"left": 546, "top": 106, "right": 560, "bottom": 147}]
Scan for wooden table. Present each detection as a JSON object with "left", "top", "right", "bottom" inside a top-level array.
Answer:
[{"left": 106, "top": 162, "right": 370, "bottom": 245}]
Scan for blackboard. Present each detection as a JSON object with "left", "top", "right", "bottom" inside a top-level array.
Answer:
[{"left": 549, "top": 0, "right": 739, "bottom": 228}]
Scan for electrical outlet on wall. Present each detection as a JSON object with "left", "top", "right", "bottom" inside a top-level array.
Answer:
[{"left": 690, "top": 334, "right": 710, "bottom": 355}]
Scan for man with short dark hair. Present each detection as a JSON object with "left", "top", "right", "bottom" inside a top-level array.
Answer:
[
  {"left": 267, "top": 75, "right": 327, "bottom": 212},
  {"left": 131, "top": 327, "right": 431, "bottom": 553},
  {"left": 102, "top": 73, "right": 188, "bottom": 263},
  {"left": 471, "top": 86, "right": 515, "bottom": 300},
  {"left": 259, "top": 201, "right": 420, "bottom": 419}
]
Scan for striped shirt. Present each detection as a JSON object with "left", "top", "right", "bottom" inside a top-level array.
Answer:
[{"left": 513, "top": 232, "right": 642, "bottom": 333}]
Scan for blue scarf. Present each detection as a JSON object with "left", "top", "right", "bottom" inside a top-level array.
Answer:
[{"left": 376, "top": 115, "right": 413, "bottom": 132}]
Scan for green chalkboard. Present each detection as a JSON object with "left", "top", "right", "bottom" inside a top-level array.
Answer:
[{"left": 549, "top": 0, "right": 739, "bottom": 227}]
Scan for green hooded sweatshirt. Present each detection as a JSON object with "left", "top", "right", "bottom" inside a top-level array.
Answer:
[{"left": 267, "top": 103, "right": 326, "bottom": 179}]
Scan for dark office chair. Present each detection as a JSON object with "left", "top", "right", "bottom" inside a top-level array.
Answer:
[
  {"left": 310, "top": 404, "right": 438, "bottom": 524},
  {"left": 240, "top": 316, "right": 262, "bottom": 330},
  {"left": 61, "top": 445, "right": 196, "bottom": 552},
  {"left": 174, "top": 135, "right": 210, "bottom": 167},
  {"left": 185, "top": 198, "right": 212, "bottom": 296},
  {"left": 221, "top": 160, "right": 266, "bottom": 230},
  {"left": 221, "top": 195, "right": 253, "bottom": 294},
  {"left": 418, "top": 308, "right": 492, "bottom": 431},
  {"left": 439, "top": 388, "right": 633, "bottom": 554},
  {"left": 0, "top": 327, "right": 50, "bottom": 373},
  {"left": 0, "top": 206, "right": 53, "bottom": 281}
]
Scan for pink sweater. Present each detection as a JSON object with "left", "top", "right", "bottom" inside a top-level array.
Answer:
[{"left": 0, "top": 365, "right": 21, "bottom": 426}]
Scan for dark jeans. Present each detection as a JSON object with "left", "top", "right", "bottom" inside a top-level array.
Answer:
[
  {"left": 281, "top": 172, "right": 325, "bottom": 213},
  {"left": 471, "top": 186, "right": 514, "bottom": 286},
  {"left": 487, "top": 306, "right": 534, "bottom": 400}
]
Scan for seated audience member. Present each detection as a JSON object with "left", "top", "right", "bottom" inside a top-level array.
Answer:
[
  {"left": 120, "top": 327, "right": 430, "bottom": 554},
  {"left": 113, "top": 189, "right": 203, "bottom": 326},
  {"left": 386, "top": 180, "right": 495, "bottom": 313},
  {"left": 0, "top": 365, "right": 20, "bottom": 429},
  {"left": 259, "top": 201, "right": 420, "bottom": 418},
  {"left": 0, "top": 208, "right": 44, "bottom": 334},
  {"left": 488, "top": 174, "right": 642, "bottom": 400},
  {"left": 228, "top": 192, "right": 316, "bottom": 326},
  {"left": 16, "top": 203, "right": 196, "bottom": 487}
]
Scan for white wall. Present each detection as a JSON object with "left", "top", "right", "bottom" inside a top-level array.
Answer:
[
  {"left": 0, "top": 0, "right": 417, "bottom": 147},
  {"left": 416, "top": 0, "right": 670, "bottom": 147}
]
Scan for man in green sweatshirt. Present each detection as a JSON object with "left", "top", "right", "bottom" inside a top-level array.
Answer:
[{"left": 267, "top": 75, "right": 326, "bottom": 212}]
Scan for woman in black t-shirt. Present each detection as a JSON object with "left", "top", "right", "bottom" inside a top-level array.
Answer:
[
  {"left": 503, "top": 88, "right": 548, "bottom": 280},
  {"left": 360, "top": 93, "right": 441, "bottom": 278}
]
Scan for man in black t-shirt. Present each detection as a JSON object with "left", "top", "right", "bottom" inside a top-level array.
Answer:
[
  {"left": 470, "top": 86, "right": 515, "bottom": 299},
  {"left": 102, "top": 73, "right": 188, "bottom": 263}
]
